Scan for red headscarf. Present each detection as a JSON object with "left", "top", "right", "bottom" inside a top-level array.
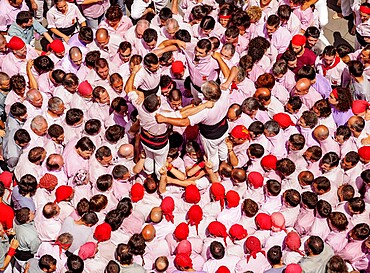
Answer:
[
  {"left": 7, "top": 37, "right": 25, "bottom": 50},
  {"left": 184, "top": 185, "right": 201, "bottom": 204},
  {"left": 174, "top": 222, "right": 189, "bottom": 241},
  {"left": 187, "top": 205, "right": 203, "bottom": 235},
  {"left": 94, "top": 223, "right": 112, "bottom": 242},
  {"left": 255, "top": 213, "right": 272, "bottom": 230},
  {"left": 207, "top": 221, "right": 229, "bottom": 245},
  {"left": 358, "top": 146, "right": 370, "bottom": 161},
  {"left": 229, "top": 224, "right": 248, "bottom": 241},
  {"left": 247, "top": 172, "right": 264, "bottom": 188},
  {"left": 285, "top": 231, "right": 305, "bottom": 256},
  {"left": 54, "top": 186, "right": 73, "bottom": 203},
  {"left": 174, "top": 254, "right": 193, "bottom": 268},
  {"left": 225, "top": 190, "right": 240, "bottom": 208},
  {"left": 245, "top": 236, "right": 265, "bottom": 262},
  {"left": 161, "top": 196, "right": 175, "bottom": 223},
  {"left": 210, "top": 183, "right": 225, "bottom": 210},
  {"left": 216, "top": 266, "right": 230, "bottom": 273},
  {"left": 352, "top": 100, "right": 370, "bottom": 115},
  {"left": 130, "top": 183, "right": 144, "bottom": 202},
  {"left": 260, "top": 155, "right": 277, "bottom": 170},
  {"left": 39, "top": 173, "right": 58, "bottom": 191},
  {"left": 176, "top": 240, "right": 192, "bottom": 255}
]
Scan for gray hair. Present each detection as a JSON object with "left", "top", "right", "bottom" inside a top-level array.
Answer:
[
  {"left": 30, "top": 115, "right": 47, "bottom": 131},
  {"left": 222, "top": 43, "right": 236, "bottom": 56},
  {"left": 272, "top": 59, "right": 288, "bottom": 76},
  {"left": 241, "top": 97, "right": 259, "bottom": 112},
  {"left": 201, "top": 81, "right": 221, "bottom": 101},
  {"left": 48, "top": 97, "right": 63, "bottom": 111},
  {"left": 166, "top": 18, "right": 179, "bottom": 30},
  {"left": 264, "top": 120, "right": 280, "bottom": 135},
  {"left": 57, "top": 233, "right": 73, "bottom": 245},
  {"left": 136, "top": 19, "right": 150, "bottom": 28},
  {"left": 236, "top": 67, "right": 246, "bottom": 83},
  {"left": 26, "top": 89, "right": 41, "bottom": 101}
]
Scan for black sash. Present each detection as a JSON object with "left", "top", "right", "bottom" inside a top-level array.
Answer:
[
  {"left": 190, "top": 79, "right": 202, "bottom": 93},
  {"left": 140, "top": 128, "right": 169, "bottom": 150},
  {"left": 15, "top": 250, "right": 33, "bottom": 261},
  {"left": 138, "top": 84, "right": 160, "bottom": 97},
  {"left": 56, "top": 23, "right": 77, "bottom": 37},
  {"left": 198, "top": 117, "right": 228, "bottom": 140},
  {"left": 356, "top": 30, "right": 368, "bottom": 47}
]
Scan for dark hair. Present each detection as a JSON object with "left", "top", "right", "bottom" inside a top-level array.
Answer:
[
  {"left": 84, "top": 119, "right": 101, "bottom": 136},
  {"left": 348, "top": 60, "right": 364, "bottom": 77},
  {"left": 96, "top": 174, "right": 113, "bottom": 192},
  {"left": 313, "top": 99, "right": 331, "bottom": 118},
  {"left": 143, "top": 53, "right": 159, "bottom": 67},
  {"left": 81, "top": 211, "right": 99, "bottom": 226},
  {"left": 10, "top": 102, "right": 27, "bottom": 117},
  {"left": 75, "top": 137, "right": 96, "bottom": 152},
  {"left": 105, "top": 209, "right": 124, "bottom": 231},
  {"left": 116, "top": 197, "right": 133, "bottom": 218},
  {"left": 67, "top": 255, "right": 84, "bottom": 273},
  {"left": 105, "top": 5, "right": 123, "bottom": 21},
  {"left": 62, "top": 73, "right": 79, "bottom": 89},
  {"left": 305, "top": 26, "right": 320, "bottom": 39},
  {"left": 159, "top": 7, "right": 172, "bottom": 20},
  {"left": 277, "top": 5, "right": 291, "bottom": 20},
  {"left": 321, "top": 152, "right": 340, "bottom": 168},
  {"left": 143, "top": 28, "right": 158, "bottom": 43},
  {"left": 326, "top": 256, "right": 348, "bottom": 273},
  {"left": 301, "top": 111, "right": 318, "bottom": 128},
  {"left": 296, "top": 65, "right": 316, "bottom": 81},
  {"left": 200, "top": 16, "right": 215, "bottom": 30},
  {"left": 210, "top": 241, "right": 225, "bottom": 260},
  {"left": 266, "top": 180, "right": 281, "bottom": 196},
  {"left": 248, "top": 121, "right": 264, "bottom": 136},
  {"left": 307, "top": 236, "right": 324, "bottom": 255},
  {"left": 289, "top": 134, "right": 305, "bottom": 150},
  {"left": 248, "top": 144, "right": 264, "bottom": 158},
  {"left": 79, "top": 26, "right": 93, "bottom": 43},
  {"left": 316, "top": 199, "right": 332, "bottom": 218},
  {"left": 242, "top": 199, "right": 259, "bottom": 217},
  {"left": 276, "top": 158, "right": 296, "bottom": 176},
  {"left": 284, "top": 189, "right": 301, "bottom": 207},
  {"left": 266, "top": 15, "right": 280, "bottom": 27},
  {"left": 15, "top": 207, "right": 30, "bottom": 224},
  {"left": 336, "top": 125, "right": 351, "bottom": 141},
  {"left": 302, "top": 191, "right": 318, "bottom": 209},
  {"left": 351, "top": 223, "right": 370, "bottom": 240},
  {"left": 116, "top": 244, "right": 132, "bottom": 265},
  {"left": 16, "top": 11, "right": 32, "bottom": 25},
  {"left": 48, "top": 124, "right": 64, "bottom": 139},
  {"left": 287, "top": 96, "right": 303, "bottom": 111},
  {"left": 323, "top": 45, "right": 337, "bottom": 57},
  {"left": 267, "top": 246, "right": 282, "bottom": 265},
  {"left": 105, "top": 260, "right": 120, "bottom": 273},
  {"left": 112, "top": 165, "right": 129, "bottom": 180},
  {"left": 34, "top": 56, "right": 54, "bottom": 73},
  {"left": 85, "top": 51, "right": 101, "bottom": 67},
  {"left": 328, "top": 212, "right": 348, "bottom": 231},
  {"left": 66, "top": 108, "right": 83, "bottom": 126},
  {"left": 39, "top": 255, "right": 57, "bottom": 271},
  {"left": 333, "top": 87, "right": 352, "bottom": 112},
  {"left": 128, "top": 234, "right": 146, "bottom": 256},
  {"left": 18, "top": 174, "right": 37, "bottom": 196},
  {"left": 175, "top": 29, "right": 191, "bottom": 42},
  {"left": 313, "top": 176, "right": 331, "bottom": 192},
  {"left": 14, "top": 128, "right": 31, "bottom": 145},
  {"left": 348, "top": 197, "right": 365, "bottom": 214},
  {"left": 143, "top": 94, "right": 160, "bottom": 113}
]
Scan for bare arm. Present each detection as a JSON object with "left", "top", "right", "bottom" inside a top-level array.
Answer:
[
  {"left": 158, "top": 166, "right": 168, "bottom": 194},
  {"left": 133, "top": 151, "right": 146, "bottom": 174},
  {"left": 225, "top": 138, "right": 238, "bottom": 166},
  {"left": 166, "top": 176, "right": 197, "bottom": 187},
  {"left": 180, "top": 100, "right": 214, "bottom": 118},
  {"left": 156, "top": 114, "right": 190, "bottom": 127},
  {"left": 171, "top": 0, "right": 179, "bottom": 14},
  {"left": 26, "top": 60, "right": 38, "bottom": 89},
  {"left": 124, "top": 65, "right": 140, "bottom": 94},
  {"left": 167, "top": 163, "right": 186, "bottom": 180},
  {"left": 213, "top": 52, "right": 231, "bottom": 79},
  {"left": 43, "top": 32, "right": 54, "bottom": 43},
  {"left": 49, "top": 28, "right": 70, "bottom": 43}
]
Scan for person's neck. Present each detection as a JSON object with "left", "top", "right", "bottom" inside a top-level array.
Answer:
[
  {"left": 273, "top": 263, "right": 285, "bottom": 268},
  {"left": 47, "top": 110, "right": 59, "bottom": 118},
  {"left": 354, "top": 75, "right": 364, "bottom": 83},
  {"left": 296, "top": 48, "right": 305, "bottom": 58}
]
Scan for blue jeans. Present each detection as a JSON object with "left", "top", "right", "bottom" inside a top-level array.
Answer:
[{"left": 85, "top": 13, "right": 105, "bottom": 29}]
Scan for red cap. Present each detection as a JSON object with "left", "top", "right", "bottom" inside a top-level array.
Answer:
[
  {"left": 176, "top": 240, "right": 192, "bottom": 255},
  {"left": 229, "top": 224, "right": 248, "bottom": 241},
  {"left": 273, "top": 113, "right": 295, "bottom": 129},
  {"left": 94, "top": 223, "right": 112, "bottom": 242},
  {"left": 39, "top": 173, "right": 58, "bottom": 191},
  {"left": 55, "top": 185, "right": 73, "bottom": 203},
  {"left": 174, "top": 222, "right": 189, "bottom": 241},
  {"left": 47, "top": 39, "right": 65, "bottom": 53},
  {"left": 245, "top": 236, "right": 264, "bottom": 261},
  {"left": 161, "top": 196, "right": 175, "bottom": 223},
  {"left": 0, "top": 171, "right": 13, "bottom": 188},
  {"left": 358, "top": 146, "right": 370, "bottom": 161},
  {"left": 171, "top": 60, "right": 185, "bottom": 74},
  {"left": 360, "top": 5, "right": 370, "bottom": 14},
  {"left": 216, "top": 266, "right": 230, "bottom": 273},
  {"left": 78, "top": 80, "right": 93, "bottom": 96},
  {"left": 207, "top": 221, "right": 228, "bottom": 245},
  {"left": 230, "top": 125, "right": 251, "bottom": 140},
  {"left": 184, "top": 185, "right": 200, "bottom": 204},
  {"left": 210, "top": 183, "right": 225, "bottom": 210},
  {"left": 174, "top": 254, "right": 193, "bottom": 268},
  {"left": 285, "top": 264, "right": 302, "bottom": 273},
  {"left": 225, "top": 190, "right": 240, "bottom": 208},
  {"left": 291, "top": 35, "right": 306, "bottom": 46},
  {"left": 255, "top": 213, "right": 272, "bottom": 230},
  {"left": 260, "top": 154, "right": 277, "bottom": 170},
  {"left": 187, "top": 205, "right": 203, "bottom": 234},
  {"left": 247, "top": 171, "right": 264, "bottom": 188},
  {"left": 130, "top": 183, "right": 145, "bottom": 202},
  {"left": 352, "top": 100, "right": 370, "bottom": 115},
  {"left": 7, "top": 37, "right": 25, "bottom": 50}
]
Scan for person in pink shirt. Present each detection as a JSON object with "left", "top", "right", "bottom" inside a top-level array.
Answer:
[
  {"left": 112, "top": 41, "right": 132, "bottom": 69},
  {"left": 290, "top": 0, "right": 314, "bottom": 33},
  {"left": 271, "top": 59, "right": 296, "bottom": 92},
  {"left": 98, "top": 5, "right": 132, "bottom": 39},
  {"left": 4, "top": 74, "right": 27, "bottom": 115},
  {"left": 221, "top": 26, "right": 249, "bottom": 55},
  {"left": 87, "top": 28, "right": 121, "bottom": 61},
  {"left": 225, "top": 125, "right": 251, "bottom": 168},
  {"left": 310, "top": 199, "right": 331, "bottom": 240},
  {"left": 0, "top": 0, "right": 30, "bottom": 32},
  {"left": 262, "top": 15, "right": 291, "bottom": 54},
  {"left": 313, "top": 125, "right": 340, "bottom": 155},
  {"left": 293, "top": 78, "right": 323, "bottom": 110},
  {"left": 75, "top": 0, "right": 109, "bottom": 29},
  {"left": 134, "top": 28, "right": 164, "bottom": 57},
  {"left": 294, "top": 191, "right": 317, "bottom": 236},
  {"left": 325, "top": 211, "right": 349, "bottom": 254}
]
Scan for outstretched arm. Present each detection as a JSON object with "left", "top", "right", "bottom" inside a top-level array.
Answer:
[
  {"left": 156, "top": 114, "right": 190, "bottom": 127},
  {"left": 213, "top": 52, "right": 231, "bottom": 79}
]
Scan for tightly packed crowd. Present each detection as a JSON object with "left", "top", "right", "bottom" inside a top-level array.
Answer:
[{"left": 1, "top": 0, "right": 370, "bottom": 272}]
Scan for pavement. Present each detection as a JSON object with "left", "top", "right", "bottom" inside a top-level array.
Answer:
[{"left": 323, "top": 0, "right": 356, "bottom": 48}]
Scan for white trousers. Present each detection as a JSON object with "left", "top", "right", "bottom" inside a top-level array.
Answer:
[
  {"left": 142, "top": 142, "right": 169, "bottom": 179},
  {"left": 199, "top": 131, "right": 228, "bottom": 172}
]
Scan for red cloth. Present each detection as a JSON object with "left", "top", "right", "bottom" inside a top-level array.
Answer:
[
  {"left": 78, "top": 242, "right": 97, "bottom": 260},
  {"left": 291, "top": 34, "right": 306, "bottom": 46},
  {"left": 230, "top": 125, "right": 250, "bottom": 140},
  {"left": 260, "top": 155, "right": 277, "bottom": 170},
  {"left": 55, "top": 185, "right": 73, "bottom": 203},
  {"left": 229, "top": 224, "right": 248, "bottom": 241},
  {"left": 161, "top": 196, "right": 175, "bottom": 223},
  {"left": 0, "top": 171, "right": 13, "bottom": 188},
  {"left": 47, "top": 39, "right": 65, "bottom": 53},
  {"left": 94, "top": 223, "right": 112, "bottom": 242},
  {"left": 255, "top": 213, "right": 272, "bottom": 230},
  {"left": 285, "top": 264, "right": 302, "bottom": 273},
  {"left": 78, "top": 80, "right": 93, "bottom": 96},
  {"left": 184, "top": 185, "right": 200, "bottom": 204},
  {"left": 0, "top": 202, "right": 14, "bottom": 230},
  {"left": 174, "top": 254, "right": 193, "bottom": 268},
  {"left": 245, "top": 236, "right": 265, "bottom": 262},
  {"left": 187, "top": 205, "right": 203, "bottom": 235},
  {"left": 216, "top": 266, "right": 231, "bottom": 273},
  {"left": 39, "top": 173, "right": 58, "bottom": 191},
  {"left": 176, "top": 240, "right": 192, "bottom": 255},
  {"left": 174, "top": 222, "right": 189, "bottom": 241},
  {"left": 352, "top": 100, "right": 370, "bottom": 114},
  {"left": 247, "top": 172, "right": 264, "bottom": 188},
  {"left": 7, "top": 37, "right": 25, "bottom": 50},
  {"left": 130, "top": 183, "right": 145, "bottom": 202},
  {"left": 285, "top": 231, "right": 305, "bottom": 256},
  {"left": 273, "top": 113, "right": 295, "bottom": 129},
  {"left": 207, "top": 221, "right": 228, "bottom": 245},
  {"left": 210, "top": 183, "right": 225, "bottom": 210},
  {"left": 172, "top": 60, "right": 185, "bottom": 74},
  {"left": 321, "top": 57, "right": 341, "bottom": 77},
  {"left": 359, "top": 146, "right": 370, "bottom": 161},
  {"left": 225, "top": 190, "right": 240, "bottom": 208}
]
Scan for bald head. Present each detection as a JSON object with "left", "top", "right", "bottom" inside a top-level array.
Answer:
[
  {"left": 136, "top": 20, "right": 150, "bottom": 39},
  {"left": 227, "top": 103, "right": 242, "bottom": 121},
  {"left": 96, "top": 28, "right": 108, "bottom": 39},
  {"left": 231, "top": 168, "right": 246, "bottom": 183},
  {"left": 254, "top": 87, "right": 271, "bottom": 104},
  {"left": 118, "top": 144, "right": 134, "bottom": 158},
  {"left": 295, "top": 78, "right": 311, "bottom": 95},
  {"left": 26, "top": 89, "right": 43, "bottom": 107},
  {"left": 155, "top": 256, "right": 169, "bottom": 272},
  {"left": 69, "top": 47, "right": 82, "bottom": 66},
  {"left": 348, "top": 115, "right": 365, "bottom": 134},
  {"left": 313, "top": 125, "right": 329, "bottom": 141},
  {"left": 142, "top": 224, "right": 156, "bottom": 242},
  {"left": 46, "top": 154, "right": 64, "bottom": 171},
  {"left": 150, "top": 207, "right": 163, "bottom": 223}
]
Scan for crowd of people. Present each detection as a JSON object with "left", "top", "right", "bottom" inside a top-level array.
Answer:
[{"left": 0, "top": 0, "right": 370, "bottom": 272}]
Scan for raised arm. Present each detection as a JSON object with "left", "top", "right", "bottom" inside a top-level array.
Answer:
[{"left": 212, "top": 52, "right": 231, "bottom": 79}]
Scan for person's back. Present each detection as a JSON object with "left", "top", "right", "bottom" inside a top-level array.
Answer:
[{"left": 59, "top": 216, "right": 93, "bottom": 253}]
